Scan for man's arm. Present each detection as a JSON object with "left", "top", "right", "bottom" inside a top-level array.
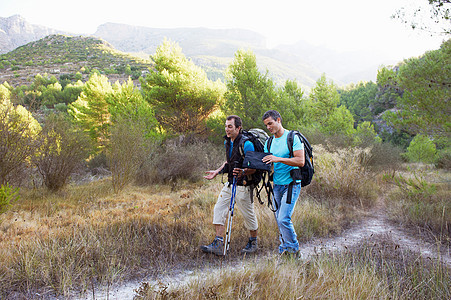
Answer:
[
  {"left": 262, "top": 133, "right": 304, "bottom": 167},
  {"left": 232, "top": 166, "right": 256, "bottom": 177},
  {"left": 262, "top": 149, "right": 305, "bottom": 167},
  {"left": 204, "top": 161, "right": 227, "bottom": 180}
]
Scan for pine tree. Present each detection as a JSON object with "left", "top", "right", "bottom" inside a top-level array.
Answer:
[{"left": 141, "top": 40, "right": 225, "bottom": 135}]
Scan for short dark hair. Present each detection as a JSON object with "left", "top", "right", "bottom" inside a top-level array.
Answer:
[
  {"left": 262, "top": 110, "right": 282, "bottom": 122},
  {"left": 226, "top": 115, "right": 242, "bottom": 129}
]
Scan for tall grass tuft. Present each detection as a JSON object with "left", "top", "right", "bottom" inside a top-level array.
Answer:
[
  {"left": 386, "top": 168, "right": 450, "bottom": 241},
  {"left": 306, "top": 145, "right": 378, "bottom": 208},
  {"left": 107, "top": 117, "right": 150, "bottom": 193}
]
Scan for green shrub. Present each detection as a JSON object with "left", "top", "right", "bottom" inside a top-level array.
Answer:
[
  {"left": 107, "top": 118, "right": 150, "bottom": 193},
  {"left": 436, "top": 147, "right": 451, "bottom": 170},
  {"left": 54, "top": 103, "right": 67, "bottom": 113},
  {"left": 32, "top": 113, "right": 91, "bottom": 191},
  {"left": 0, "top": 98, "right": 41, "bottom": 185},
  {"left": 353, "top": 121, "right": 382, "bottom": 147},
  {"left": 0, "top": 183, "right": 19, "bottom": 214},
  {"left": 404, "top": 134, "right": 438, "bottom": 163}
]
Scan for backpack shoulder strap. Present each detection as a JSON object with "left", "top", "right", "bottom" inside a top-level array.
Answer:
[
  {"left": 287, "top": 130, "right": 295, "bottom": 158},
  {"left": 238, "top": 133, "right": 248, "bottom": 157},
  {"left": 267, "top": 136, "right": 274, "bottom": 153}
]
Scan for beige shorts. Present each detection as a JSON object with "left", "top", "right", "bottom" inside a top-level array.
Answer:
[{"left": 212, "top": 182, "right": 258, "bottom": 231}]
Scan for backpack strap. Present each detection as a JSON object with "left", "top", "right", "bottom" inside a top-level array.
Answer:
[
  {"left": 266, "top": 135, "right": 273, "bottom": 153},
  {"left": 261, "top": 171, "right": 277, "bottom": 212},
  {"left": 237, "top": 134, "right": 256, "bottom": 202},
  {"left": 286, "top": 130, "right": 296, "bottom": 204},
  {"left": 238, "top": 134, "right": 246, "bottom": 158},
  {"left": 287, "top": 130, "right": 295, "bottom": 158}
]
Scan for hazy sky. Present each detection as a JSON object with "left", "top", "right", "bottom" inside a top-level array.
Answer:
[{"left": 1, "top": 0, "right": 447, "bottom": 62}]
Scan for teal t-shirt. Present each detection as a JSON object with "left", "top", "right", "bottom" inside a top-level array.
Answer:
[{"left": 264, "top": 130, "right": 303, "bottom": 185}]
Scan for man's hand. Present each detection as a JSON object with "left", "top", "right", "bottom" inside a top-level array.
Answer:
[
  {"left": 263, "top": 151, "right": 304, "bottom": 167},
  {"left": 263, "top": 154, "right": 279, "bottom": 164},
  {"left": 204, "top": 170, "right": 218, "bottom": 180},
  {"left": 232, "top": 167, "right": 245, "bottom": 178}
]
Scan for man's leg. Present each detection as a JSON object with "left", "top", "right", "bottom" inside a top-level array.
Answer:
[
  {"left": 200, "top": 183, "right": 231, "bottom": 255},
  {"left": 273, "top": 184, "right": 301, "bottom": 254},
  {"left": 235, "top": 186, "right": 259, "bottom": 253},
  {"left": 215, "top": 224, "right": 225, "bottom": 238}
]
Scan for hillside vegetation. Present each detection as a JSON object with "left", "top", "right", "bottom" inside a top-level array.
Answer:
[
  {"left": 0, "top": 34, "right": 449, "bottom": 299},
  {"left": 0, "top": 34, "right": 152, "bottom": 87}
]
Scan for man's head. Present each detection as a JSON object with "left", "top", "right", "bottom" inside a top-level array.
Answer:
[
  {"left": 225, "top": 115, "right": 242, "bottom": 141},
  {"left": 262, "top": 110, "right": 283, "bottom": 136}
]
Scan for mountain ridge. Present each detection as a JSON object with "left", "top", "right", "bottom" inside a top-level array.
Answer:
[
  {"left": 92, "top": 22, "right": 324, "bottom": 87},
  {"left": 0, "top": 15, "right": 400, "bottom": 87},
  {"left": 0, "top": 15, "right": 69, "bottom": 54}
]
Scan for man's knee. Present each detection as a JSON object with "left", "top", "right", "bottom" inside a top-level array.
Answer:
[{"left": 277, "top": 215, "right": 291, "bottom": 228}]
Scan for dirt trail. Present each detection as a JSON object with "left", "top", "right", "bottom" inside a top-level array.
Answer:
[
  {"left": 79, "top": 206, "right": 450, "bottom": 300},
  {"left": 298, "top": 208, "right": 450, "bottom": 266}
]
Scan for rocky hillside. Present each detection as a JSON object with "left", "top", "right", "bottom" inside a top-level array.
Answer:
[
  {"left": 0, "top": 34, "right": 151, "bottom": 87},
  {"left": 0, "top": 15, "right": 67, "bottom": 54}
]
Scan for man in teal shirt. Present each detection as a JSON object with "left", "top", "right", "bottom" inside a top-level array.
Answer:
[{"left": 262, "top": 110, "right": 304, "bottom": 256}]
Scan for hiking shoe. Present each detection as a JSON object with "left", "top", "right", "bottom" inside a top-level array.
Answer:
[
  {"left": 200, "top": 237, "right": 224, "bottom": 256},
  {"left": 241, "top": 238, "right": 258, "bottom": 254}
]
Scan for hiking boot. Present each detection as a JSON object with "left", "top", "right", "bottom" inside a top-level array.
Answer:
[
  {"left": 241, "top": 238, "right": 258, "bottom": 254},
  {"left": 200, "top": 237, "right": 224, "bottom": 256}
]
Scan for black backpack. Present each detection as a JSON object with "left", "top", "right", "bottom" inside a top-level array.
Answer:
[
  {"left": 267, "top": 130, "right": 314, "bottom": 187},
  {"left": 239, "top": 128, "right": 269, "bottom": 186}
]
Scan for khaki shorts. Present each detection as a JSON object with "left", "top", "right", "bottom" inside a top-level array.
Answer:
[{"left": 213, "top": 182, "right": 258, "bottom": 231}]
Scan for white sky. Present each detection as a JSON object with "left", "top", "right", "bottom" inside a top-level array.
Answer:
[{"left": 0, "top": 0, "right": 448, "bottom": 61}]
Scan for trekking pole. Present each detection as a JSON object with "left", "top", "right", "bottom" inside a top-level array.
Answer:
[{"left": 224, "top": 171, "right": 238, "bottom": 256}]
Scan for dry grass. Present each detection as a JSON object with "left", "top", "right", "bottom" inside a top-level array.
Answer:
[
  {"left": 0, "top": 145, "right": 387, "bottom": 298},
  {"left": 307, "top": 145, "right": 379, "bottom": 208},
  {"left": 136, "top": 237, "right": 450, "bottom": 300},
  {"left": 385, "top": 167, "right": 451, "bottom": 242},
  {"left": 0, "top": 178, "right": 215, "bottom": 297},
  {"left": 0, "top": 175, "right": 361, "bottom": 298}
]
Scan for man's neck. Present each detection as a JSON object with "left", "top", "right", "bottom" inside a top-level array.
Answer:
[
  {"left": 274, "top": 128, "right": 285, "bottom": 138},
  {"left": 230, "top": 133, "right": 240, "bottom": 142}
]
